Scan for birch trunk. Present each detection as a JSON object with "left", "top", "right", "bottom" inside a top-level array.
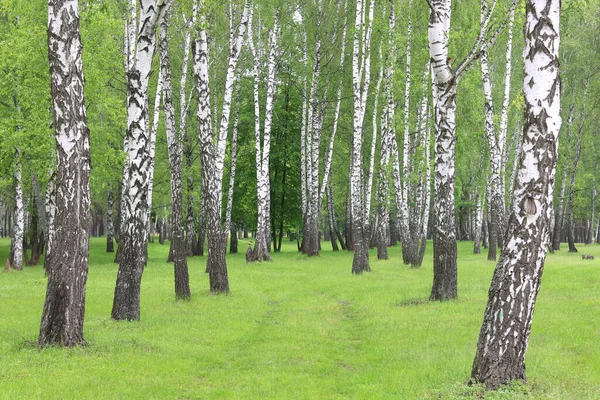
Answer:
[
  {"left": 481, "top": 46, "right": 504, "bottom": 261},
  {"left": 400, "top": 0, "right": 413, "bottom": 261},
  {"left": 587, "top": 179, "right": 596, "bottom": 245},
  {"left": 365, "top": 47, "right": 383, "bottom": 240},
  {"left": 429, "top": 0, "right": 458, "bottom": 299},
  {"left": 225, "top": 89, "right": 240, "bottom": 245},
  {"left": 160, "top": 13, "right": 190, "bottom": 300},
  {"left": 44, "top": 171, "right": 56, "bottom": 269},
  {"left": 350, "top": 0, "right": 375, "bottom": 274},
  {"left": 249, "top": 12, "right": 278, "bottom": 261},
  {"left": 416, "top": 122, "right": 433, "bottom": 266},
  {"left": 146, "top": 67, "right": 163, "bottom": 243},
  {"left": 107, "top": 187, "right": 115, "bottom": 252},
  {"left": 194, "top": 0, "right": 249, "bottom": 292},
  {"left": 473, "top": 195, "right": 483, "bottom": 254},
  {"left": 39, "top": 0, "right": 90, "bottom": 346},
  {"left": 567, "top": 85, "right": 588, "bottom": 253},
  {"left": 300, "top": 27, "right": 308, "bottom": 222},
  {"left": 376, "top": 1, "right": 396, "bottom": 260},
  {"left": 471, "top": 0, "right": 561, "bottom": 387},
  {"left": 12, "top": 157, "right": 24, "bottom": 270},
  {"left": 112, "top": 0, "right": 170, "bottom": 321}
]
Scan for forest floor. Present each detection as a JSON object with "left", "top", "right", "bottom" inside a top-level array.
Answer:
[{"left": 0, "top": 237, "right": 598, "bottom": 399}]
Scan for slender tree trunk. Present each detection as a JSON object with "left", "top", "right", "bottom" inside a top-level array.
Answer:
[
  {"left": 473, "top": 195, "right": 483, "bottom": 254},
  {"left": 39, "top": 0, "right": 91, "bottom": 346},
  {"left": 400, "top": 0, "right": 414, "bottom": 264},
  {"left": 112, "top": 0, "right": 170, "bottom": 321},
  {"left": 248, "top": 12, "right": 277, "bottom": 261},
  {"left": 587, "top": 180, "right": 596, "bottom": 245},
  {"left": 351, "top": 0, "right": 374, "bottom": 274},
  {"left": 481, "top": 46, "right": 503, "bottom": 261},
  {"left": 376, "top": 3, "right": 395, "bottom": 260},
  {"left": 160, "top": 13, "right": 190, "bottom": 300},
  {"left": 471, "top": 0, "right": 561, "bottom": 387},
  {"left": 194, "top": 0, "right": 249, "bottom": 292},
  {"left": 327, "top": 181, "right": 340, "bottom": 252},
  {"left": 225, "top": 87, "right": 240, "bottom": 251},
  {"left": 551, "top": 171, "right": 566, "bottom": 250},
  {"left": 416, "top": 123, "right": 432, "bottom": 267},
  {"left": 429, "top": 0, "right": 458, "bottom": 299},
  {"left": 11, "top": 157, "right": 24, "bottom": 270},
  {"left": 107, "top": 187, "right": 115, "bottom": 252},
  {"left": 566, "top": 86, "right": 588, "bottom": 253}
]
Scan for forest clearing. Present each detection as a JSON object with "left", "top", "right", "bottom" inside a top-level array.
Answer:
[{"left": 1, "top": 238, "right": 599, "bottom": 399}]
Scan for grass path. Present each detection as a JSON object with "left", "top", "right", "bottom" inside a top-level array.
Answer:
[{"left": 0, "top": 238, "right": 599, "bottom": 399}]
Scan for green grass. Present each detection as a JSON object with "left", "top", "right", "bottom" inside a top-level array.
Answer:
[{"left": 0, "top": 237, "right": 599, "bottom": 399}]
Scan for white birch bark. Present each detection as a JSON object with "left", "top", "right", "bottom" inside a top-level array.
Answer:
[
  {"left": 365, "top": 45, "right": 383, "bottom": 224},
  {"left": 375, "top": 0, "right": 396, "bottom": 260},
  {"left": 400, "top": 0, "right": 413, "bottom": 243},
  {"left": 225, "top": 89, "right": 240, "bottom": 235},
  {"left": 300, "top": 27, "right": 308, "bottom": 218},
  {"left": 318, "top": 1, "right": 347, "bottom": 207},
  {"left": 472, "top": 0, "right": 561, "bottom": 387},
  {"left": 429, "top": 0, "right": 457, "bottom": 299},
  {"left": 249, "top": 10, "right": 278, "bottom": 261},
  {"left": 12, "top": 157, "right": 24, "bottom": 270},
  {"left": 39, "top": 0, "right": 91, "bottom": 346},
  {"left": 146, "top": 67, "right": 163, "bottom": 237},
  {"left": 160, "top": 12, "right": 190, "bottom": 299},
  {"left": 473, "top": 194, "right": 483, "bottom": 254},
  {"left": 351, "top": 0, "right": 375, "bottom": 274},
  {"left": 498, "top": 4, "right": 516, "bottom": 186},
  {"left": 112, "top": 0, "right": 171, "bottom": 321},
  {"left": 194, "top": 0, "right": 250, "bottom": 292},
  {"left": 44, "top": 171, "right": 56, "bottom": 262}
]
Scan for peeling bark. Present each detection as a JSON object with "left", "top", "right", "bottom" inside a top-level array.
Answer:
[
  {"left": 471, "top": 0, "right": 561, "bottom": 388},
  {"left": 112, "top": 0, "right": 171, "bottom": 321},
  {"left": 39, "top": 0, "right": 91, "bottom": 346}
]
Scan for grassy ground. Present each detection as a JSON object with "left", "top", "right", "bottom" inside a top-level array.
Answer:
[{"left": 0, "top": 237, "right": 598, "bottom": 399}]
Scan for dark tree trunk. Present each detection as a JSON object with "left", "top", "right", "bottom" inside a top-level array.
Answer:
[
  {"left": 106, "top": 188, "right": 115, "bottom": 252},
  {"left": 158, "top": 218, "right": 165, "bottom": 245},
  {"left": 482, "top": 211, "right": 489, "bottom": 249},
  {"left": 39, "top": 0, "right": 90, "bottom": 346},
  {"left": 207, "top": 232, "right": 229, "bottom": 293},
  {"left": 326, "top": 182, "right": 339, "bottom": 252},
  {"left": 230, "top": 224, "right": 238, "bottom": 254}
]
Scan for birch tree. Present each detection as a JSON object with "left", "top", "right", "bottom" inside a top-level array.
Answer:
[
  {"left": 566, "top": 82, "right": 588, "bottom": 253},
  {"left": 160, "top": 9, "right": 193, "bottom": 300},
  {"left": 300, "top": 2, "right": 322, "bottom": 257},
  {"left": 471, "top": 0, "right": 561, "bottom": 387},
  {"left": 11, "top": 155, "right": 24, "bottom": 270},
  {"left": 39, "top": 0, "right": 91, "bottom": 346},
  {"left": 350, "top": 0, "right": 375, "bottom": 274},
  {"left": 107, "top": 186, "right": 115, "bottom": 252},
  {"left": 194, "top": 0, "right": 250, "bottom": 293},
  {"left": 248, "top": 8, "right": 279, "bottom": 261},
  {"left": 427, "top": 0, "right": 507, "bottom": 300},
  {"left": 480, "top": 0, "right": 517, "bottom": 261},
  {"left": 112, "top": 0, "right": 170, "bottom": 321}
]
